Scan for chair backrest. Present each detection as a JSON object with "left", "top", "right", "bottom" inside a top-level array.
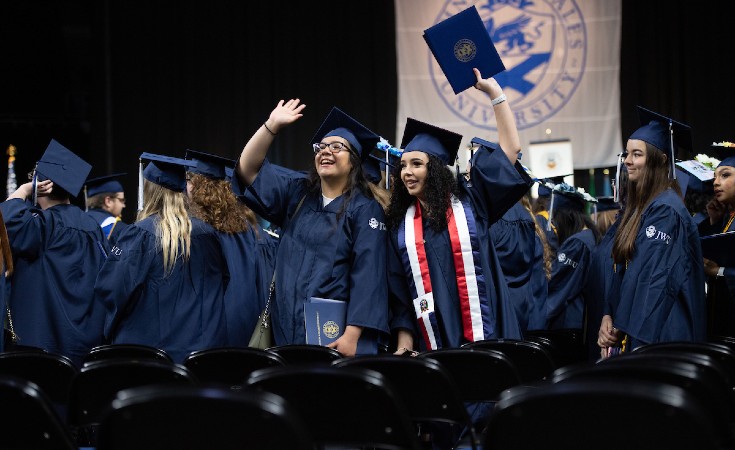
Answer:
[
  {"left": 0, "top": 375, "right": 77, "bottom": 450},
  {"left": 418, "top": 348, "right": 521, "bottom": 402},
  {"left": 83, "top": 343, "right": 173, "bottom": 366},
  {"left": 68, "top": 359, "right": 197, "bottom": 446},
  {"left": 0, "top": 350, "right": 78, "bottom": 405},
  {"left": 97, "top": 384, "right": 314, "bottom": 450},
  {"left": 553, "top": 353, "right": 735, "bottom": 447},
  {"left": 633, "top": 341, "right": 735, "bottom": 386},
  {"left": 266, "top": 344, "right": 343, "bottom": 365},
  {"left": 484, "top": 377, "right": 721, "bottom": 450},
  {"left": 246, "top": 365, "right": 422, "bottom": 450},
  {"left": 333, "top": 354, "right": 477, "bottom": 449},
  {"left": 524, "top": 328, "right": 587, "bottom": 367},
  {"left": 462, "top": 339, "right": 556, "bottom": 383},
  {"left": 182, "top": 347, "right": 287, "bottom": 389}
]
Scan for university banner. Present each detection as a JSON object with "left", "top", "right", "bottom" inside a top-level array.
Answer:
[{"left": 395, "top": 0, "right": 621, "bottom": 171}]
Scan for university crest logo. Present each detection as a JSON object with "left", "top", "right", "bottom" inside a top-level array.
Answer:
[{"left": 429, "top": 0, "right": 587, "bottom": 131}]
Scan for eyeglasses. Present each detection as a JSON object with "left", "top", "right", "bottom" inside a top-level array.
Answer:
[
  {"left": 114, "top": 197, "right": 126, "bottom": 204},
  {"left": 313, "top": 142, "right": 352, "bottom": 154}
]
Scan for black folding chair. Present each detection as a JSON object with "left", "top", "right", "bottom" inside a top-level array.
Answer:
[
  {"left": 82, "top": 343, "right": 173, "bottom": 366},
  {"left": 97, "top": 384, "right": 314, "bottom": 450},
  {"left": 246, "top": 365, "right": 421, "bottom": 449},
  {"left": 68, "top": 358, "right": 197, "bottom": 447},
  {"left": 552, "top": 352, "right": 735, "bottom": 447},
  {"left": 182, "top": 346, "right": 286, "bottom": 390},
  {"left": 462, "top": 339, "right": 556, "bottom": 383},
  {"left": 0, "top": 350, "right": 78, "bottom": 406},
  {"left": 0, "top": 375, "right": 77, "bottom": 450},
  {"left": 267, "top": 344, "right": 342, "bottom": 365},
  {"left": 485, "top": 377, "right": 721, "bottom": 450},
  {"left": 524, "top": 328, "right": 587, "bottom": 367},
  {"left": 334, "top": 354, "right": 478, "bottom": 449},
  {"left": 633, "top": 341, "right": 735, "bottom": 386}
]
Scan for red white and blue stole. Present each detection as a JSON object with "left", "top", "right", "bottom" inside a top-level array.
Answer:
[{"left": 398, "top": 195, "right": 490, "bottom": 349}]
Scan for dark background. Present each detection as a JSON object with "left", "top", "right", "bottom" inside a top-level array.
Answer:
[{"left": 1, "top": 0, "right": 733, "bottom": 223}]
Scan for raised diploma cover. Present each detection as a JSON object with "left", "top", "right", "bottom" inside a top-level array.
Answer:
[
  {"left": 700, "top": 231, "right": 735, "bottom": 267},
  {"left": 423, "top": 5, "right": 506, "bottom": 95},
  {"left": 304, "top": 297, "right": 347, "bottom": 346}
]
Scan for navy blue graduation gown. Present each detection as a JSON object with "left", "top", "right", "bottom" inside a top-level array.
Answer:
[
  {"left": 217, "top": 229, "right": 263, "bottom": 347},
  {"left": 0, "top": 199, "right": 108, "bottom": 366},
  {"left": 585, "top": 220, "right": 619, "bottom": 359},
  {"left": 232, "top": 160, "right": 389, "bottom": 353},
  {"left": 95, "top": 215, "right": 229, "bottom": 363},
  {"left": 700, "top": 214, "right": 735, "bottom": 337},
  {"left": 546, "top": 228, "right": 597, "bottom": 329},
  {"left": 389, "top": 145, "right": 533, "bottom": 350},
  {"left": 489, "top": 201, "right": 547, "bottom": 332},
  {"left": 612, "top": 189, "right": 706, "bottom": 348},
  {"left": 86, "top": 208, "right": 128, "bottom": 247}
]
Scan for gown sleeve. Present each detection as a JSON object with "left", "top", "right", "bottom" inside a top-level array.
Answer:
[
  {"left": 0, "top": 199, "right": 44, "bottom": 259},
  {"left": 545, "top": 234, "right": 592, "bottom": 327}
]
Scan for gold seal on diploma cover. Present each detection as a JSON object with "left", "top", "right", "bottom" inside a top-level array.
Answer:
[{"left": 323, "top": 320, "right": 340, "bottom": 339}]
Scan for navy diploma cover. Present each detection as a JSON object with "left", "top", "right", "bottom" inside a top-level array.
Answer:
[{"left": 304, "top": 297, "right": 347, "bottom": 346}]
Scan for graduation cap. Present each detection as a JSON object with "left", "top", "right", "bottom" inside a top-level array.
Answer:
[
  {"left": 675, "top": 160, "right": 715, "bottom": 196},
  {"left": 184, "top": 149, "right": 234, "bottom": 180},
  {"left": 719, "top": 155, "right": 735, "bottom": 169},
  {"left": 547, "top": 182, "right": 596, "bottom": 230},
  {"left": 710, "top": 141, "right": 735, "bottom": 161},
  {"left": 138, "top": 153, "right": 195, "bottom": 211},
  {"left": 85, "top": 173, "right": 126, "bottom": 197},
  {"left": 34, "top": 139, "right": 92, "bottom": 198},
  {"left": 594, "top": 196, "right": 620, "bottom": 213},
  {"left": 311, "top": 107, "right": 381, "bottom": 161},
  {"left": 400, "top": 117, "right": 463, "bottom": 166},
  {"left": 537, "top": 174, "right": 572, "bottom": 198},
  {"left": 631, "top": 106, "right": 692, "bottom": 179}
]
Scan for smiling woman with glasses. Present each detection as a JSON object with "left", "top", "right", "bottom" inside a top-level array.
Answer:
[{"left": 230, "top": 101, "right": 389, "bottom": 357}]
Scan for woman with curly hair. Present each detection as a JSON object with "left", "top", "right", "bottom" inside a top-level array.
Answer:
[
  {"left": 185, "top": 149, "right": 273, "bottom": 347},
  {"left": 95, "top": 153, "right": 229, "bottom": 362},
  {"left": 386, "top": 70, "right": 532, "bottom": 353}
]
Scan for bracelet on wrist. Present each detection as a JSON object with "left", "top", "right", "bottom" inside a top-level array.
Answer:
[
  {"left": 491, "top": 93, "right": 507, "bottom": 106},
  {"left": 263, "top": 122, "right": 277, "bottom": 136}
]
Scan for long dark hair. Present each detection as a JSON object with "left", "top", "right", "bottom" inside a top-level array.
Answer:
[
  {"left": 306, "top": 148, "right": 374, "bottom": 220},
  {"left": 553, "top": 208, "right": 600, "bottom": 246},
  {"left": 613, "top": 143, "right": 680, "bottom": 263},
  {"left": 386, "top": 153, "right": 459, "bottom": 232}
]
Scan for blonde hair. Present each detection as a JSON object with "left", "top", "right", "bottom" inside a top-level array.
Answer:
[
  {"left": 521, "top": 195, "right": 552, "bottom": 280},
  {"left": 137, "top": 180, "right": 191, "bottom": 275}
]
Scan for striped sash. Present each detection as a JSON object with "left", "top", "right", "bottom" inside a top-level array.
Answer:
[{"left": 398, "top": 196, "right": 490, "bottom": 349}]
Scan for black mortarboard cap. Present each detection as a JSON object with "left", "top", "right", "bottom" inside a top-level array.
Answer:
[
  {"left": 185, "top": 149, "right": 233, "bottom": 180},
  {"left": 140, "top": 152, "right": 195, "bottom": 192},
  {"left": 550, "top": 184, "right": 588, "bottom": 213},
  {"left": 35, "top": 139, "right": 92, "bottom": 197},
  {"left": 400, "top": 117, "right": 463, "bottom": 166},
  {"left": 537, "top": 175, "right": 572, "bottom": 198},
  {"left": 719, "top": 156, "right": 735, "bottom": 169},
  {"left": 311, "top": 107, "right": 381, "bottom": 161},
  {"left": 631, "top": 106, "right": 692, "bottom": 178},
  {"left": 595, "top": 196, "right": 620, "bottom": 213},
  {"left": 85, "top": 173, "right": 126, "bottom": 197}
]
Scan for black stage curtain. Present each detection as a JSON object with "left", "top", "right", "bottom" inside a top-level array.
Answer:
[{"left": 1, "top": 1, "right": 734, "bottom": 223}]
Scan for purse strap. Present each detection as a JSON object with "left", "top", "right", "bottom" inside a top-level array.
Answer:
[{"left": 263, "top": 193, "right": 307, "bottom": 313}]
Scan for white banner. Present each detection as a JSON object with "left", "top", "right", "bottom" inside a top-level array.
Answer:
[{"left": 396, "top": 0, "right": 621, "bottom": 170}]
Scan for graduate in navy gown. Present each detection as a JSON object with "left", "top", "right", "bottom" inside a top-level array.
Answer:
[
  {"left": 386, "top": 71, "right": 532, "bottom": 354},
  {"left": 701, "top": 155, "right": 735, "bottom": 337},
  {"left": 84, "top": 173, "right": 129, "bottom": 246},
  {"left": 598, "top": 108, "right": 706, "bottom": 354},
  {"left": 0, "top": 139, "right": 107, "bottom": 366},
  {"left": 0, "top": 210, "right": 13, "bottom": 351},
  {"left": 232, "top": 102, "right": 389, "bottom": 356},
  {"left": 544, "top": 183, "right": 600, "bottom": 329},
  {"left": 490, "top": 195, "right": 550, "bottom": 333},
  {"left": 185, "top": 149, "right": 265, "bottom": 347},
  {"left": 95, "top": 153, "right": 229, "bottom": 363}
]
